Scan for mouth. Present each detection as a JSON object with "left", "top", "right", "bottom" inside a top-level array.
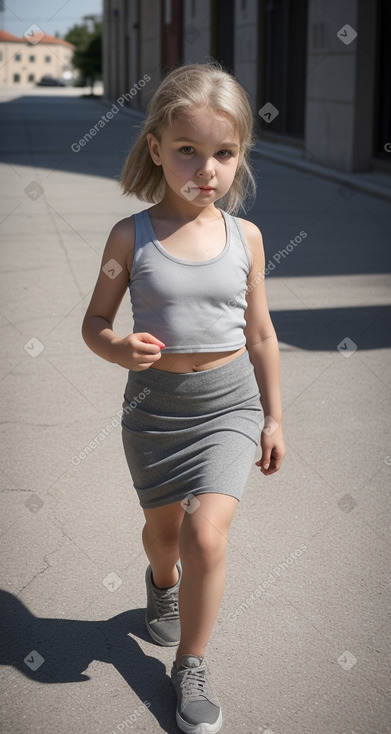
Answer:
[{"left": 198, "top": 186, "right": 215, "bottom": 192}]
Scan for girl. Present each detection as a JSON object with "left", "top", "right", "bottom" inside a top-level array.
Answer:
[{"left": 82, "top": 63, "right": 285, "bottom": 734}]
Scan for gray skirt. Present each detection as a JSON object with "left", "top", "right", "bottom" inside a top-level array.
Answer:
[{"left": 121, "top": 349, "right": 263, "bottom": 509}]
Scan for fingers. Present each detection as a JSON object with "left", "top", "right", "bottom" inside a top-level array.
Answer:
[
  {"left": 135, "top": 334, "right": 165, "bottom": 357},
  {"left": 112, "top": 332, "right": 166, "bottom": 371},
  {"left": 256, "top": 447, "right": 272, "bottom": 473},
  {"left": 255, "top": 454, "right": 279, "bottom": 475},
  {"left": 255, "top": 438, "right": 286, "bottom": 475},
  {"left": 131, "top": 333, "right": 165, "bottom": 369},
  {"left": 138, "top": 333, "right": 166, "bottom": 349},
  {"left": 261, "top": 453, "right": 283, "bottom": 475}
]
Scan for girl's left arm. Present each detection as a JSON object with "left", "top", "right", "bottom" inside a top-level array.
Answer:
[{"left": 241, "top": 219, "right": 286, "bottom": 476}]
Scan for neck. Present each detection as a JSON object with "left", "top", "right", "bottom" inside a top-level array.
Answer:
[{"left": 152, "top": 190, "right": 221, "bottom": 223}]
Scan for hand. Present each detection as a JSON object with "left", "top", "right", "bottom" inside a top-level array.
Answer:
[
  {"left": 255, "top": 426, "right": 286, "bottom": 476},
  {"left": 111, "top": 332, "right": 165, "bottom": 371}
]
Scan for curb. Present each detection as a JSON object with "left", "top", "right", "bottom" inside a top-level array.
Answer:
[{"left": 253, "top": 140, "right": 391, "bottom": 203}]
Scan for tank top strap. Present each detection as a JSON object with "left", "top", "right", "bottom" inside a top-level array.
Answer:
[
  {"left": 133, "top": 209, "right": 151, "bottom": 257},
  {"left": 221, "top": 210, "right": 251, "bottom": 271}
]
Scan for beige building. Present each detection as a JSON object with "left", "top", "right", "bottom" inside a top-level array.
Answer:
[
  {"left": 0, "top": 29, "right": 75, "bottom": 86},
  {"left": 103, "top": 0, "right": 390, "bottom": 175}
]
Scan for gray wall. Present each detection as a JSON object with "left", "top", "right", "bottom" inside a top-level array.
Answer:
[
  {"left": 305, "top": 0, "right": 377, "bottom": 172},
  {"left": 183, "top": 0, "right": 212, "bottom": 63},
  {"left": 103, "top": 0, "right": 382, "bottom": 174},
  {"left": 139, "top": 0, "right": 161, "bottom": 108},
  {"left": 233, "top": 0, "right": 259, "bottom": 110}
]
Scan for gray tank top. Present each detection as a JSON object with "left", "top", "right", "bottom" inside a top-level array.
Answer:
[{"left": 128, "top": 208, "right": 251, "bottom": 353}]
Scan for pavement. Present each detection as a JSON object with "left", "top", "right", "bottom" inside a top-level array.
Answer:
[{"left": 0, "top": 85, "right": 391, "bottom": 734}]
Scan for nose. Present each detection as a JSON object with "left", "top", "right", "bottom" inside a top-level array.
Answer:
[{"left": 196, "top": 158, "right": 216, "bottom": 178}]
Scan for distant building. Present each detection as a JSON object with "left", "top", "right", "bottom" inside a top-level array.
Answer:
[
  {"left": 0, "top": 29, "right": 75, "bottom": 86},
  {"left": 82, "top": 14, "right": 103, "bottom": 33},
  {"left": 103, "top": 0, "right": 390, "bottom": 175}
]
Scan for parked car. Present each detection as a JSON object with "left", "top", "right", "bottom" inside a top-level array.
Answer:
[{"left": 36, "top": 76, "right": 66, "bottom": 87}]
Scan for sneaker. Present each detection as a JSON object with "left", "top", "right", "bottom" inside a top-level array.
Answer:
[
  {"left": 145, "top": 563, "right": 181, "bottom": 646},
  {"left": 171, "top": 655, "right": 222, "bottom": 733}
]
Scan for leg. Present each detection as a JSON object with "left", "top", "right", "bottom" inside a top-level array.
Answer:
[
  {"left": 142, "top": 501, "right": 184, "bottom": 588},
  {"left": 176, "top": 493, "right": 238, "bottom": 666}
]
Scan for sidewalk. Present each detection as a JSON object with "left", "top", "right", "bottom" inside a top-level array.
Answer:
[{"left": 1, "top": 88, "right": 390, "bottom": 734}]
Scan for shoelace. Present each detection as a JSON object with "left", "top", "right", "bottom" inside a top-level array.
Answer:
[
  {"left": 179, "top": 666, "right": 208, "bottom": 701},
  {"left": 154, "top": 586, "right": 179, "bottom": 619}
]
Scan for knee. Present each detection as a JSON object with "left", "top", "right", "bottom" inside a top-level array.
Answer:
[
  {"left": 180, "top": 524, "right": 227, "bottom": 571},
  {"left": 143, "top": 522, "right": 179, "bottom": 552}
]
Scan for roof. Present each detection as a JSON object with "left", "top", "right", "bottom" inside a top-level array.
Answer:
[
  {"left": 0, "top": 29, "right": 75, "bottom": 48},
  {"left": 0, "top": 30, "right": 21, "bottom": 42}
]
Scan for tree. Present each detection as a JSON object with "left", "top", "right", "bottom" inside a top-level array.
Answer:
[
  {"left": 65, "top": 24, "right": 91, "bottom": 51},
  {"left": 65, "top": 23, "right": 102, "bottom": 93}
]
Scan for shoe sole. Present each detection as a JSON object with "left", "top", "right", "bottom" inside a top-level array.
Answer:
[
  {"left": 145, "top": 609, "right": 180, "bottom": 646},
  {"left": 176, "top": 710, "right": 223, "bottom": 734}
]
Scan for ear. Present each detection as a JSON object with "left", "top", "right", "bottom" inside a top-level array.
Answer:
[{"left": 147, "top": 133, "right": 162, "bottom": 166}]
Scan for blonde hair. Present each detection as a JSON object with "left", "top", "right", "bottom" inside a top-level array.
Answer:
[{"left": 121, "top": 62, "right": 256, "bottom": 214}]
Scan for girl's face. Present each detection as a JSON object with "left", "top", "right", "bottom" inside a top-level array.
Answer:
[{"left": 147, "top": 107, "right": 241, "bottom": 208}]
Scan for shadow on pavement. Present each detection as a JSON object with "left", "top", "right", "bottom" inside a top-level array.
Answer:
[
  {"left": 0, "top": 590, "right": 181, "bottom": 733},
  {"left": 271, "top": 305, "right": 391, "bottom": 350},
  {"left": 0, "top": 94, "right": 142, "bottom": 181}
]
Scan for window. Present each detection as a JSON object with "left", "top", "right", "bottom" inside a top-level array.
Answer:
[
  {"left": 45, "top": 55, "right": 51, "bottom": 63},
  {"left": 28, "top": 73, "right": 35, "bottom": 82},
  {"left": 262, "top": 0, "right": 308, "bottom": 138},
  {"left": 13, "top": 73, "right": 21, "bottom": 82},
  {"left": 29, "top": 55, "right": 35, "bottom": 62},
  {"left": 15, "top": 53, "right": 21, "bottom": 61}
]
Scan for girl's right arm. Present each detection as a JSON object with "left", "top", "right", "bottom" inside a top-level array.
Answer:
[{"left": 81, "top": 216, "right": 165, "bottom": 371}]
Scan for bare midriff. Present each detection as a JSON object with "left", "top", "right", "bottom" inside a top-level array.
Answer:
[{"left": 150, "top": 346, "right": 247, "bottom": 373}]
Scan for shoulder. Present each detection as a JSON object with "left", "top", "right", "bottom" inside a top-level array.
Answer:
[
  {"left": 109, "top": 215, "right": 135, "bottom": 242},
  {"left": 105, "top": 215, "right": 135, "bottom": 275},
  {"left": 237, "top": 218, "right": 263, "bottom": 245},
  {"left": 236, "top": 218, "right": 264, "bottom": 271}
]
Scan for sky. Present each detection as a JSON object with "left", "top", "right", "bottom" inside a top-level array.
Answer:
[{"left": 0, "top": 0, "right": 103, "bottom": 39}]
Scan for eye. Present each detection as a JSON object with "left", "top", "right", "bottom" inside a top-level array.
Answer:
[
  {"left": 179, "top": 146, "right": 194, "bottom": 155},
  {"left": 217, "top": 150, "right": 233, "bottom": 158}
]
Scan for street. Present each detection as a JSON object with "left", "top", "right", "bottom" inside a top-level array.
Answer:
[{"left": 0, "top": 86, "right": 390, "bottom": 734}]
